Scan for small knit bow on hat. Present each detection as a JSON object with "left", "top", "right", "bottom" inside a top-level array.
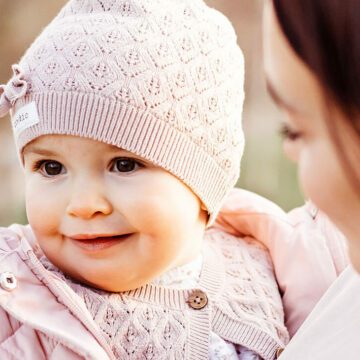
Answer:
[{"left": 0, "top": 64, "right": 28, "bottom": 118}]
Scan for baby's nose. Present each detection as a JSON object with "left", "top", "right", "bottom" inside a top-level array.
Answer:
[{"left": 66, "top": 185, "right": 113, "bottom": 219}]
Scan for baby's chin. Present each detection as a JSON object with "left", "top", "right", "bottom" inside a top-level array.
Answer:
[
  {"left": 76, "top": 274, "right": 157, "bottom": 293},
  {"left": 59, "top": 264, "right": 161, "bottom": 293}
]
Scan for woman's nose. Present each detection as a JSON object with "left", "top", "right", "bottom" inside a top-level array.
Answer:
[{"left": 66, "top": 182, "right": 113, "bottom": 219}]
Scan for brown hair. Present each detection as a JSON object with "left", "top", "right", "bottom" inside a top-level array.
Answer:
[{"left": 272, "top": 0, "right": 360, "bottom": 186}]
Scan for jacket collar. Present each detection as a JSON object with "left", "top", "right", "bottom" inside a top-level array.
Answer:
[{"left": 0, "top": 227, "right": 114, "bottom": 360}]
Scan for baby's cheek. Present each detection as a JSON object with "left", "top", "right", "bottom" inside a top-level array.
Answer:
[
  {"left": 141, "top": 179, "right": 199, "bottom": 226},
  {"left": 25, "top": 185, "right": 62, "bottom": 236},
  {"left": 134, "top": 195, "right": 178, "bottom": 236}
]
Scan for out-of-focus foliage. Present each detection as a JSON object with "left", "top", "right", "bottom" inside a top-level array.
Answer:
[{"left": 0, "top": 0, "right": 304, "bottom": 226}]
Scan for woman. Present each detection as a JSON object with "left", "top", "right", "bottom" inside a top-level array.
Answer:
[
  {"left": 215, "top": 0, "right": 359, "bottom": 357},
  {"left": 262, "top": 0, "right": 360, "bottom": 358}
]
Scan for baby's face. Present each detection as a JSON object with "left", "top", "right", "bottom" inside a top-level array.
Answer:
[{"left": 23, "top": 135, "right": 207, "bottom": 291}]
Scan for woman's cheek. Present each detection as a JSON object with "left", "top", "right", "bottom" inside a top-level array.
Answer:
[
  {"left": 298, "top": 145, "right": 321, "bottom": 194},
  {"left": 297, "top": 142, "right": 337, "bottom": 215},
  {"left": 283, "top": 139, "right": 300, "bottom": 163}
]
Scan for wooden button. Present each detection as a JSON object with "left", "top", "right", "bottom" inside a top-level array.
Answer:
[
  {"left": 187, "top": 290, "right": 208, "bottom": 310},
  {"left": 276, "top": 348, "right": 284, "bottom": 358}
]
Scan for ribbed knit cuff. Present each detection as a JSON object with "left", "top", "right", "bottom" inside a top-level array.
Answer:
[
  {"left": 213, "top": 309, "right": 283, "bottom": 360},
  {"left": 13, "top": 93, "right": 237, "bottom": 221}
]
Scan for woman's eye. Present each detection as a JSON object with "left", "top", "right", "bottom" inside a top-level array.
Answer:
[
  {"left": 279, "top": 123, "right": 302, "bottom": 141},
  {"left": 39, "top": 161, "right": 65, "bottom": 176},
  {"left": 111, "top": 158, "right": 143, "bottom": 173}
]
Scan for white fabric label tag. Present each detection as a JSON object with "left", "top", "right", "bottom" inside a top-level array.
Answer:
[{"left": 12, "top": 101, "right": 40, "bottom": 136}]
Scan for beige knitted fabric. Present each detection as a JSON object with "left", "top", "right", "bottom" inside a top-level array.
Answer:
[
  {"left": 0, "top": 0, "right": 245, "bottom": 220},
  {"left": 38, "top": 229, "right": 289, "bottom": 360}
]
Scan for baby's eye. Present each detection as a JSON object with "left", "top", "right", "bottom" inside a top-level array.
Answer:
[
  {"left": 35, "top": 160, "right": 66, "bottom": 177},
  {"left": 110, "top": 158, "right": 143, "bottom": 173}
]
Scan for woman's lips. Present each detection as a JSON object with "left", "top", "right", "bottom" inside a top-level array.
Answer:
[{"left": 69, "top": 234, "right": 133, "bottom": 251}]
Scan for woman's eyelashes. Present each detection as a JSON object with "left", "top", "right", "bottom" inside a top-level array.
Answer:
[
  {"left": 33, "top": 160, "right": 66, "bottom": 177},
  {"left": 109, "top": 157, "right": 145, "bottom": 173},
  {"left": 279, "top": 123, "right": 302, "bottom": 141}
]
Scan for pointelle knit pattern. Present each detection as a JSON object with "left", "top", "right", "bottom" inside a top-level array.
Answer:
[
  {"left": 0, "top": 0, "right": 245, "bottom": 221},
  {"left": 37, "top": 228, "right": 289, "bottom": 360}
]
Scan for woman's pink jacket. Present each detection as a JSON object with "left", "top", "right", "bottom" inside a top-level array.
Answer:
[{"left": 0, "top": 188, "right": 349, "bottom": 359}]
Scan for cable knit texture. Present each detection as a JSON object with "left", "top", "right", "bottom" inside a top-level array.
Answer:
[
  {"left": 0, "top": 0, "right": 245, "bottom": 221},
  {"left": 37, "top": 228, "right": 288, "bottom": 360}
]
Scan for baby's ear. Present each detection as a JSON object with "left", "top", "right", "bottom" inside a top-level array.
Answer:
[{"left": 200, "top": 205, "right": 210, "bottom": 228}]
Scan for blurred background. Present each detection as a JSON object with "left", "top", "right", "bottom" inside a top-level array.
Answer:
[{"left": 0, "top": 0, "right": 304, "bottom": 226}]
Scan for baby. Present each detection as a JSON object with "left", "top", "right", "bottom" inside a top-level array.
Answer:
[{"left": 0, "top": 0, "right": 288, "bottom": 359}]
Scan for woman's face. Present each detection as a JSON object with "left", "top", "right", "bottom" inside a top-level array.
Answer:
[{"left": 263, "top": 1, "right": 360, "bottom": 272}]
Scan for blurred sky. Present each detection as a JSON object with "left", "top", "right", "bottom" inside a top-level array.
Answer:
[{"left": 0, "top": 0, "right": 304, "bottom": 226}]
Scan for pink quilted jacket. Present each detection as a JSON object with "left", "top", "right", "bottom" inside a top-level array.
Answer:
[
  {"left": 0, "top": 225, "right": 114, "bottom": 360},
  {"left": 0, "top": 189, "right": 349, "bottom": 359}
]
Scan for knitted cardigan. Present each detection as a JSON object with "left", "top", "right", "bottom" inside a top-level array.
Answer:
[{"left": 0, "top": 225, "right": 288, "bottom": 360}]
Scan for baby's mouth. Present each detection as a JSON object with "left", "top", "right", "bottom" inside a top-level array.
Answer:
[{"left": 68, "top": 233, "right": 133, "bottom": 251}]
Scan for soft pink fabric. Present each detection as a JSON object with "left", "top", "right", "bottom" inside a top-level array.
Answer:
[
  {"left": 0, "top": 188, "right": 349, "bottom": 359},
  {"left": 0, "top": 221, "right": 287, "bottom": 360},
  {"left": 213, "top": 188, "right": 349, "bottom": 337}
]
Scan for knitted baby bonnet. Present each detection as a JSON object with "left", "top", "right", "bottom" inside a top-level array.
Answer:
[{"left": 0, "top": 0, "right": 245, "bottom": 222}]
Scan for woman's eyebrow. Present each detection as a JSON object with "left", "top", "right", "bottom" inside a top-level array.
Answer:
[{"left": 265, "top": 76, "right": 300, "bottom": 114}]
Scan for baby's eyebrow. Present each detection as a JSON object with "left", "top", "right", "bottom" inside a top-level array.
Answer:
[
  {"left": 23, "top": 146, "right": 58, "bottom": 157},
  {"left": 107, "top": 145, "right": 126, "bottom": 153}
]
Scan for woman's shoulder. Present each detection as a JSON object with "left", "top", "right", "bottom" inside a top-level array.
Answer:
[
  {"left": 280, "top": 266, "right": 360, "bottom": 359},
  {"left": 288, "top": 202, "right": 349, "bottom": 274}
]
